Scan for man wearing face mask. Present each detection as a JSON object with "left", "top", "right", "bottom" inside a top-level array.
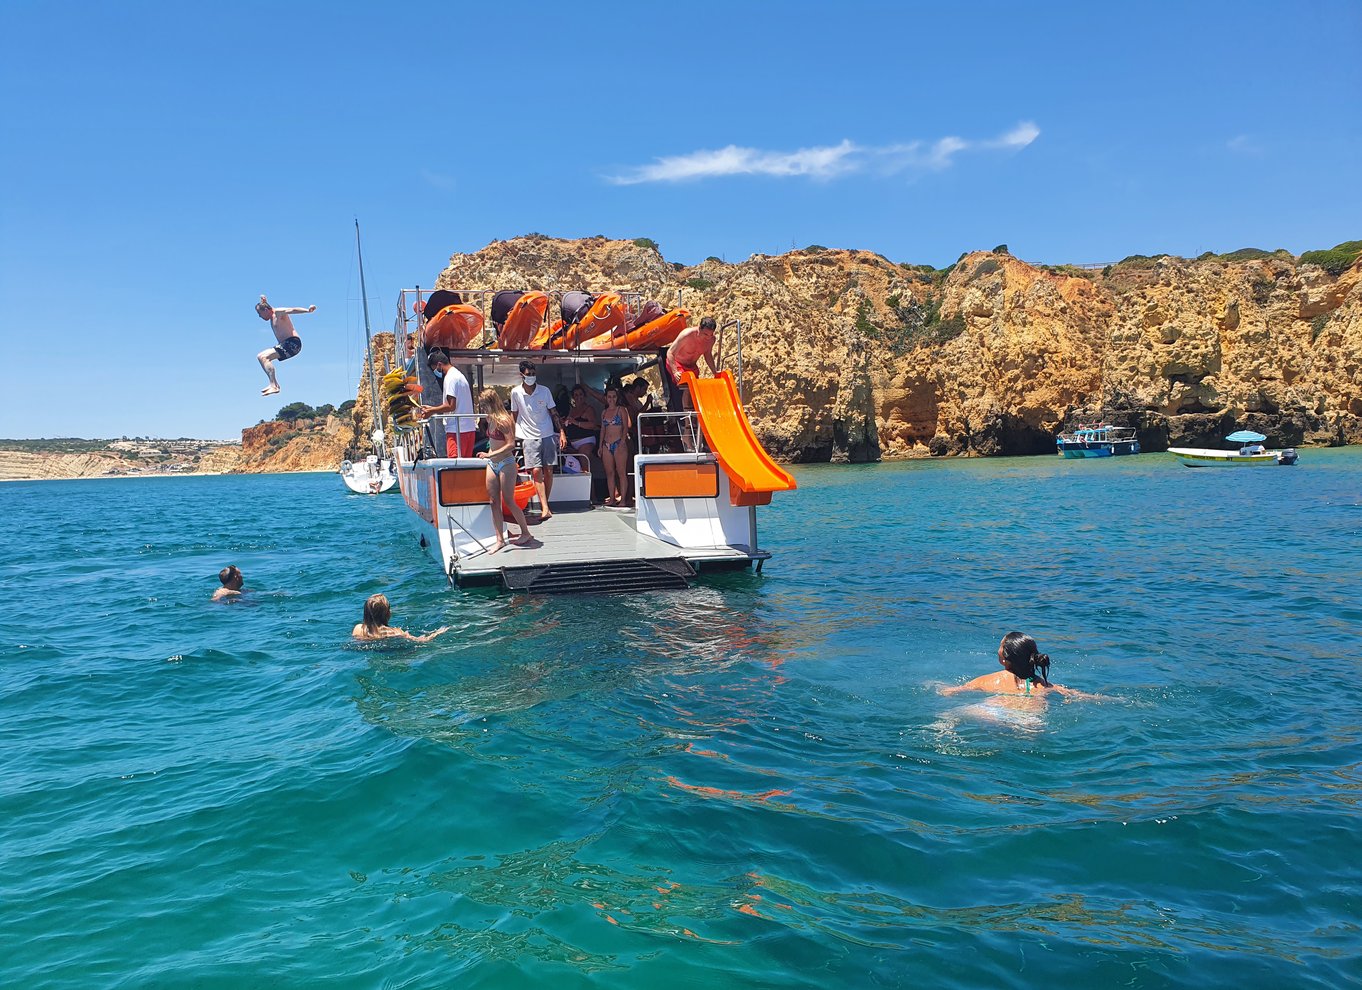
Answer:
[
  {"left": 510, "top": 361, "right": 568, "bottom": 520},
  {"left": 418, "top": 349, "right": 475, "bottom": 457}
]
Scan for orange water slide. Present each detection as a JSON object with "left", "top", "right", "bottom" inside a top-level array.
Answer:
[{"left": 685, "top": 370, "right": 797, "bottom": 506}]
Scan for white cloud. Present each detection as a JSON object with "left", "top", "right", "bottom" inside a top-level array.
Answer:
[
  {"left": 420, "top": 169, "right": 457, "bottom": 191},
  {"left": 1226, "top": 134, "right": 1263, "bottom": 156},
  {"left": 606, "top": 122, "right": 1039, "bottom": 185}
]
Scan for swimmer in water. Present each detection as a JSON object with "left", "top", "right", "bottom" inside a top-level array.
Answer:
[
  {"left": 212, "top": 565, "right": 244, "bottom": 601},
  {"left": 351, "top": 594, "right": 449, "bottom": 643},
  {"left": 941, "top": 631, "right": 1101, "bottom": 699}
]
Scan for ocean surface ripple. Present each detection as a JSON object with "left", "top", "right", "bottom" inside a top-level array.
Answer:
[{"left": 3, "top": 452, "right": 1360, "bottom": 988}]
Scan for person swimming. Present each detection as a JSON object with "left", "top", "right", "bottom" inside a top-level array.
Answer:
[
  {"left": 351, "top": 594, "right": 449, "bottom": 643},
  {"left": 941, "top": 631, "right": 1098, "bottom": 699},
  {"left": 212, "top": 565, "right": 244, "bottom": 601}
]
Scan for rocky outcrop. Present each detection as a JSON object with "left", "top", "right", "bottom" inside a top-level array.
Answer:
[
  {"left": 432, "top": 237, "right": 1362, "bottom": 459},
  {"left": 229, "top": 414, "right": 354, "bottom": 474}
]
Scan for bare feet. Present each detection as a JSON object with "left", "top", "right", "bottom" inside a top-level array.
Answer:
[
  {"left": 489, "top": 541, "right": 504, "bottom": 554},
  {"left": 539, "top": 511, "right": 553, "bottom": 521},
  {"left": 261, "top": 384, "right": 280, "bottom": 396},
  {"left": 513, "top": 532, "right": 533, "bottom": 545}
]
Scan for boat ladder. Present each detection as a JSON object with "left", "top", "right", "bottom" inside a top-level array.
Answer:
[{"left": 497, "top": 557, "right": 694, "bottom": 594}]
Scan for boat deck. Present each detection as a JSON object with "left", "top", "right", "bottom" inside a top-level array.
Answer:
[{"left": 452, "top": 504, "right": 765, "bottom": 590}]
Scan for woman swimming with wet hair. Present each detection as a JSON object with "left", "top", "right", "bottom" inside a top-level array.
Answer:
[
  {"left": 352, "top": 594, "right": 449, "bottom": 643},
  {"left": 942, "top": 632, "right": 1097, "bottom": 698}
]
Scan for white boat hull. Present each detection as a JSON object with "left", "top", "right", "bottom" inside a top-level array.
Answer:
[
  {"left": 1167, "top": 447, "right": 1278, "bottom": 467},
  {"left": 341, "top": 458, "right": 397, "bottom": 493}
]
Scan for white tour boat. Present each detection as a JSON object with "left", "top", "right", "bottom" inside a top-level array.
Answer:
[{"left": 382, "top": 287, "right": 797, "bottom": 592}]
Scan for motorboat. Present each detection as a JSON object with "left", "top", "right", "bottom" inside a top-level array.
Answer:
[
  {"left": 1055, "top": 424, "right": 1140, "bottom": 458},
  {"left": 1168, "top": 430, "right": 1299, "bottom": 467}
]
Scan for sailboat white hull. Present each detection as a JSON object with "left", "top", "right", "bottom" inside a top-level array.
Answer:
[{"left": 340, "top": 458, "right": 397, "bottom": 494}]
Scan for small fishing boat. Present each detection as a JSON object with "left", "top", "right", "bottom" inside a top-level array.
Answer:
[
  {"left": 1055, "top": 424, "right": 1140, "bottom": 458},
  {"left": 1168, "top": 430, "right": 1299, "bottom": 467},
  {"left": 340, "top": 221, "right": 397, "bottom": 494}
]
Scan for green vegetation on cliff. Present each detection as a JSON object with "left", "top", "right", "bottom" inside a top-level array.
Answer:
[{"left": 1299, "top": 240, "right": 1362, "bottom": 276}]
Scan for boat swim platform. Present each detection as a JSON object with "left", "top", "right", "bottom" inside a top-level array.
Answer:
[{"left": 448, "top": 505, "right": 767, "bottom": 593}]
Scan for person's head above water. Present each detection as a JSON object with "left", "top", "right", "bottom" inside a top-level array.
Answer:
[
  {"left": 362, "top": 593, "right": 392, "bottom": 634},
  {"left": 218, "top": 565, "right": 243, "bottom": 590},
  {"left": 998, "top": 631, "right": 1051, "bottom": 685}
]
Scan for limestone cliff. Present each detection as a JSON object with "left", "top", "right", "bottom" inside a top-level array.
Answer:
[
  {"left": 0, "top": 451, "right": 131, "bottom": 481},
  {"left": 226, "top": 414, "right": 354, "bottom": 474},
  {"left": 432, "top": 237, "right": 1362, "bottom": 460}
]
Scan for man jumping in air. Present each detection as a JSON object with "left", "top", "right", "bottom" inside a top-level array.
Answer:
[{"left": 255, "top": 295, "right": 316, "bottom": 395}]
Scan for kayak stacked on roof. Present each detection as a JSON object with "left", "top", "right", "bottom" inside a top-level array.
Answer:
[{"left": 416, "top": 288, "right": 689, "bottom": 353}]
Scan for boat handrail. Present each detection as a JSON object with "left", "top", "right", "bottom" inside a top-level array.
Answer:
[{"left": 637, "top": 409, "right": 705, "bottom": 454}]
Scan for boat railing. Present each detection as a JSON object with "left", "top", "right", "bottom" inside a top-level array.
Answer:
[{"left": 636, "top": 410, "right": 705, "bottom": 455}]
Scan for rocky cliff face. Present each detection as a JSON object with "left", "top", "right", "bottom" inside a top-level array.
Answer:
[
  {"left": 433, "top": 237, "right": 1362, "bottom": 460},
  {"left": 226, "top": 414, "right": 354, "bottom": 474},
  {"left": 0, "top": 451, "right": 131, "bottom": 481}
]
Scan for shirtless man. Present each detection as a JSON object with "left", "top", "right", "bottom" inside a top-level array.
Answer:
[
  {"left": 255, "top": 295, "right": 316, "bottom": 396},
  {"left": 212, "top": 565, "right": 244, "bottom": 601},
  {"left": 665, "top": 316, "right": 718, "bottom": 412}
]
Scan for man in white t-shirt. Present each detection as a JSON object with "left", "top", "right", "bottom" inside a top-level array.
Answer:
[
  {"left": 418, "top": 349, "right": 475, "bottom": 457},
  {"left": 510, "top": 360, "right": 567, "bottom": 519}
]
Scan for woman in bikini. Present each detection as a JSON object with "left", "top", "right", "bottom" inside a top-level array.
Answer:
[
  {"left": 352, "top": 594, "right": 449, "bottom": 643},
  {"left": 597, "top": 385, "right": 631, "bottom": 506},
  {"left": 942, "top": 631, "right": 1100, "bottom": 699},
  {"left": 478, "top": 389, "right": 533, "bottom": 551}
]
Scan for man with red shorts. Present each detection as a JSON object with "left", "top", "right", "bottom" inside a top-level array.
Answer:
[{"left": 665, "top": 316, "right": 718, "bottom": 412}]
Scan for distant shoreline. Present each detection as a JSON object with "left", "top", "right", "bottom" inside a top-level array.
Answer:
[{"left": 0, "top": 468, "right": 339, "bottom": 483}]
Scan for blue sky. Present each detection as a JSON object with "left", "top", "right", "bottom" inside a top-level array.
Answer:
[{"left": 2, "top": 0, "right": 1359, "bottom": 439}]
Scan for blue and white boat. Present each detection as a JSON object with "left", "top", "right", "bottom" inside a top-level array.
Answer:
[{"left": 1055, "top": 424, "right": 1140, "bottom": 458}]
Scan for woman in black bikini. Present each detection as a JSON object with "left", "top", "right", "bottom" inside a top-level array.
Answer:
[{"left": 597, "top": 386, "right": 631, "bottom": 506}]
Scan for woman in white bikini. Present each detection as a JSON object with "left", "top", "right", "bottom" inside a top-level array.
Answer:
[{"left": 477, "top": 389, "right": 533, "bottom": 551}]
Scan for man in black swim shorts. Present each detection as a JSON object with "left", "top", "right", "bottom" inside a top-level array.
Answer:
[{"left": 255, "top": 294, "right": 315, "bottom": 396}]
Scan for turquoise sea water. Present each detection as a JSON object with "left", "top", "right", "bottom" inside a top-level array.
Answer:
[{"left": 3, "top": 451, "right": 1360, "bottom": 988}]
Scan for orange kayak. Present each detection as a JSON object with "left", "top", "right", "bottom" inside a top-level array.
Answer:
[
  {"left": 560, "top": 293, "right": 629, "bottom": 349},
  {"left": 585, "top": 307, "right": 689, "bottom": 350},
  {"left": 496, "top": 291, "right": 550, "bottom": 350},
  {"left": 423, "top": 304, "right": 485, "bottom": 350},
  {"left": 529, "top": 318, "right": 563, "bottom": 350}
]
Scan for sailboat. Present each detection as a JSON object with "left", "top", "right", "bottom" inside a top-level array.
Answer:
[{"left": 340, "top": 220, "right": 397, "bottom": 494}]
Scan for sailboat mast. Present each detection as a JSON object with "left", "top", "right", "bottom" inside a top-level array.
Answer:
[{"left": 354, "top": 219, "right": 381, "bottom": 445}]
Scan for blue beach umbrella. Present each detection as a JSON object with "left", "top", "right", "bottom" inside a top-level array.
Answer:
[{"left": 1225, "top": 430, "right": 1267, "bottom": 443}]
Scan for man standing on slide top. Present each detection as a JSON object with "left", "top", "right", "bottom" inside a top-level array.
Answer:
[{"left": 255, "top": 295, "right": 315, "bottom": 396}]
